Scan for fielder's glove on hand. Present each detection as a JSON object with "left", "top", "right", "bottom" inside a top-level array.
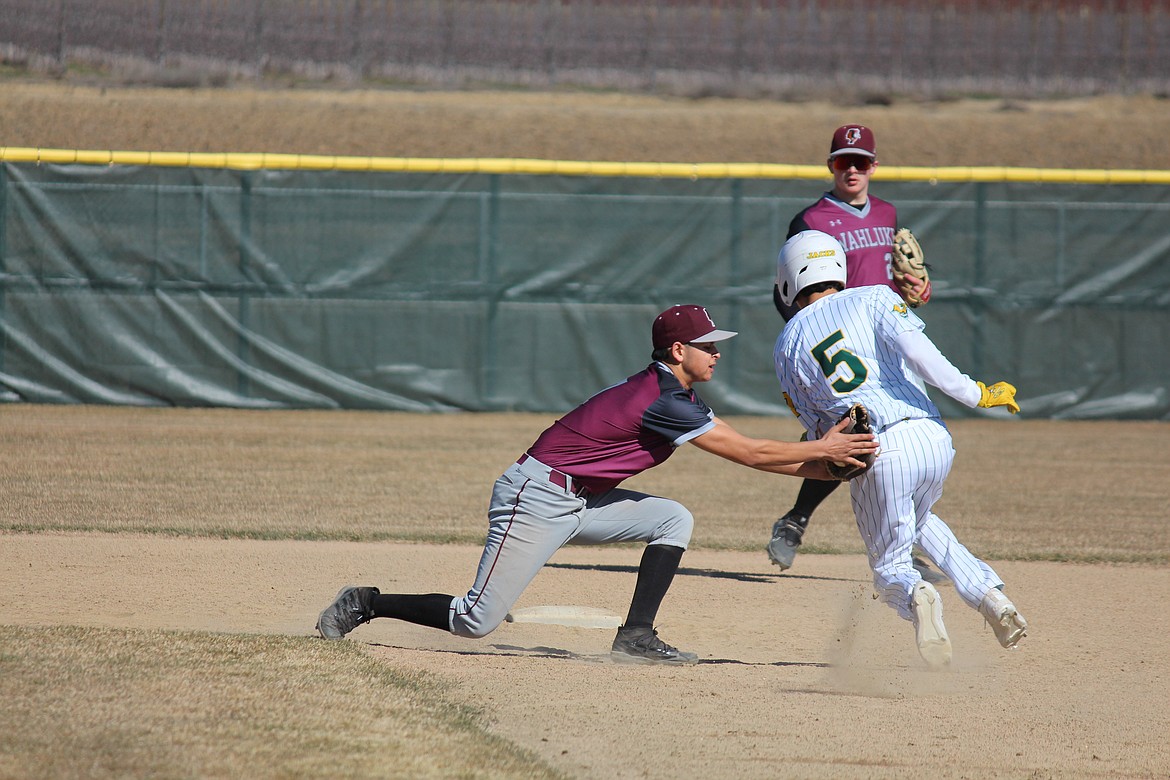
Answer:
[
  {"left": 977, "top": 381, "right": 1020, "bottom": 414},
  {"left": 891, "top": 227, "right": 931, "bottom": 308},
  {"left": 825, "top": 403, "right": 877, "bottom": 480}
]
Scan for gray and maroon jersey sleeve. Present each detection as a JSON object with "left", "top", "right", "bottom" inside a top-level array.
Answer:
[{"left": 526, "top": 363, "right": 715, "bottom": 494}]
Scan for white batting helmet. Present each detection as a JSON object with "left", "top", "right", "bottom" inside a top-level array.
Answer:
[{"left": 775, "top": 230, "right": 847, "bottom": 307}]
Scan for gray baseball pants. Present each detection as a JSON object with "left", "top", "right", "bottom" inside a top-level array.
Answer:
[{"left": 448, "top": 455, "right": 693, "bottom": 637}]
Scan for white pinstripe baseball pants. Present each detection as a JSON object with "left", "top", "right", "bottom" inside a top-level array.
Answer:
[{"left": 850, "top": 418, "right": 1003, "bottom": 621}]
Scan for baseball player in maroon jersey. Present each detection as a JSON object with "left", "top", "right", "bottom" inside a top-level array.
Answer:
[
  {"left": 316, "top": 305, "right": 877, "bottom": 664},
  {"left": 767, "top": 124, "right": 931, "bottom": 571}
]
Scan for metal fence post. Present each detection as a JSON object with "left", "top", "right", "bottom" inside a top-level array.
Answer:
[
  {"left": 151, "top": 171, "right": 161, "bottom": 290},
  {"left": 252, "top": 0, "right": 267, "bottom": 77},
  {"left": 155, "top": 0, "right": 167, "bottom": 64},
  {"left": 727, "top": 178, "right": 743, "bottom": 382},
  {"left": 237, "top": 171, "right": 254, "bottom": 398},
  {"left": 199, "top": 182, "right": 209, "bottom": 280},
  {"left": 0, "top": 164, "right": 7, "bottom": 375},
  {"left": 55, "top": 0, "right": 67, "bottom": 67},
  {"left": 972, "top": 180, "right": 987, "bottom": 377},
  {"left": 350, "top": 0, "right": 365, "bottom": 77},
  {"left": 481, "top": 174, "right": 502, "bottom": 405}
]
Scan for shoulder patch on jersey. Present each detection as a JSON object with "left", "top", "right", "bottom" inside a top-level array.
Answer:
[
  {"left": 783, "top": 392, "right": 799, "bottom": 418},
  {"left": 892, "top": 302, "right": 909, "bottom": 317}
]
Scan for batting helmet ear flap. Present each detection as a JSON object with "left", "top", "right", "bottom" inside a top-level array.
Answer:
[{"left": 776, "top": 230, "right": 848, "bottom": 307}]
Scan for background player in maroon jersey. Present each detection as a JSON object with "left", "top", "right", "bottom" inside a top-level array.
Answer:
[
  {"left": 767, "top": 124, "right": 930, "bottom": 571},
  {"left": 316, "top": 305, "right": 877, "bottom": 664}
]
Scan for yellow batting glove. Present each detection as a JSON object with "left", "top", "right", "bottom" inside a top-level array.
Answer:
[{"left": 977, "top": 381, "right": 1020, "bottom": 414}]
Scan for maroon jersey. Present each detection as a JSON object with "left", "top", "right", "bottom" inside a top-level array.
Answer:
[
  {"left": 788, "top": 192, "right": 898, "bottom": 292},
  {"left": 526, "top": 362, "right": 716, "bottom": 494}
]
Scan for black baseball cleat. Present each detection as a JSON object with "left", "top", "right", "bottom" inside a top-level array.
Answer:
[
  {"left": 766, "top": 512, "right": 809, "bottom": 570},
  {"left": 316, "top": 586, "right": 379, "bottom": 639},
  {"left": 610, "top": 625, "right": 698, "bottom": 665}
]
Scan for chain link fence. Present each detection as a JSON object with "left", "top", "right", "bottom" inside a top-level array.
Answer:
[
  {"left": 3, "top": 161, "right": 1169, "bottom": 417},
  {"left": 2, "top": 0, "right": 1168, "bottom": 98}
]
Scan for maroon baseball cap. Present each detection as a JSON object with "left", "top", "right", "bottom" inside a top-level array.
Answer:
[
  {"left": 652, "top": 305, "right": 738, "bottom": 349},
  {"left": 828, "top": 124, "right": 876, "bottom": 159}
]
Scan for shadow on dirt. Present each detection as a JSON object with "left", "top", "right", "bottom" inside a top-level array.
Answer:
[{"left": 545, "top": 561, "right": 861, "bottom": 584}]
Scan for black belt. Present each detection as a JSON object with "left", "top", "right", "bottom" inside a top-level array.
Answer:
[
  {"left": 876, "top": 416, "right": 935, "bottom": 434},
  {"left": 517, "top": 453, "right": 590, "bottom": 497},
  {"left": 877, "top": 416, "right": 911, "bottom": 434}
]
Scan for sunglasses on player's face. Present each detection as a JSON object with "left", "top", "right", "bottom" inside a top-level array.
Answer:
[
  {"left": 831, "top": 155, "right": 874, "bottom": 172},
  {"left": 685, "top": 342, "right": 721, "bottom": 355}
]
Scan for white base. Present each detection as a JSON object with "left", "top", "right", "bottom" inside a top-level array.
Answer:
[{"left": 505, "top": 605, "right": 623, "bottom": 629}]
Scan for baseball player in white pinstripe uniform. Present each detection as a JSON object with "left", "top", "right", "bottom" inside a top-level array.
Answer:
[
  {"left": 766, "top": 123, "right": 932, "bottom": 572},
  {"left": 773, "top": 230, "right": 1028, "bottom": 667}
]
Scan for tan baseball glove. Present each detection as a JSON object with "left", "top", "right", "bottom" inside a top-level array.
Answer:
[
  {"left": 825, "top": 403, "right": 876, "bottom": 481},
  {"left": 891, "top": 227, "right": 932, "bottom": 308}
]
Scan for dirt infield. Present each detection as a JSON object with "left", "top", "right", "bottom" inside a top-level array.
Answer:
[
  {"left": 4, "top": 535, "right": 1169, "bottom": 778},
  {"left": 2, "top": 406, "right": 1169, "bottom": 778}
]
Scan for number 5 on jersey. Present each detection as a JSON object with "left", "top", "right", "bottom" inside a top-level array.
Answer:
[{"left": 812, "top": 330, "right": 868, "bottom": 393}]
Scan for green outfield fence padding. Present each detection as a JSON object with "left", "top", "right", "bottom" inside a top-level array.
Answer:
[{"left": 1, "top": 150, "right": 1169, "bottom": 420}]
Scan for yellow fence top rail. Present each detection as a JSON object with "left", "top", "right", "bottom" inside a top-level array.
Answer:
[{"left": 2, "top": 147, "right": 1169, "bottom": 185}]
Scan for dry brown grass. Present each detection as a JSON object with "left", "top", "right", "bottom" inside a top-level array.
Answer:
[
  {"left": 2, "top": 404, "right": 1166, "bottom": 563},
  {"left": 0, "top": 625, "right": 562, "bottom": 779},
  {"left": 4, "top": 80, "right": 1170, "bottom": 169}
]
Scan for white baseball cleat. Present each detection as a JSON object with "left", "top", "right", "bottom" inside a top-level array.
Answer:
[
  {"left": 911, "top": 581, "right": 952, "bottom": 669},
  {"left": 980, "top": 587, "right": 1028, "bottom": 649}
]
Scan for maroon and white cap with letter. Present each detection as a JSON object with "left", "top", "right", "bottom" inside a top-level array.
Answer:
[
  {"left": 829, "top": 124, "right": 877, "bottom": 159},
  {"left": 651, "top": 305, "right": 738, "bottom": 349}
]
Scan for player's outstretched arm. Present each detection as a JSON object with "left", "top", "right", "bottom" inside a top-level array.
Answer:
[
  {"left": 691, "top": 416, "right": 877, "bottom": 476},
  {"left": 896, "top": 330, "right": 1022, "bottom": 414},
  {"left": 895, "top": 329, "right": 982, "bottom": 407}
]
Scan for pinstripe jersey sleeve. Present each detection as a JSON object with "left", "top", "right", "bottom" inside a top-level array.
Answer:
[{"left": 774, "top": 285, "right": 942, "bottom": 436}]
